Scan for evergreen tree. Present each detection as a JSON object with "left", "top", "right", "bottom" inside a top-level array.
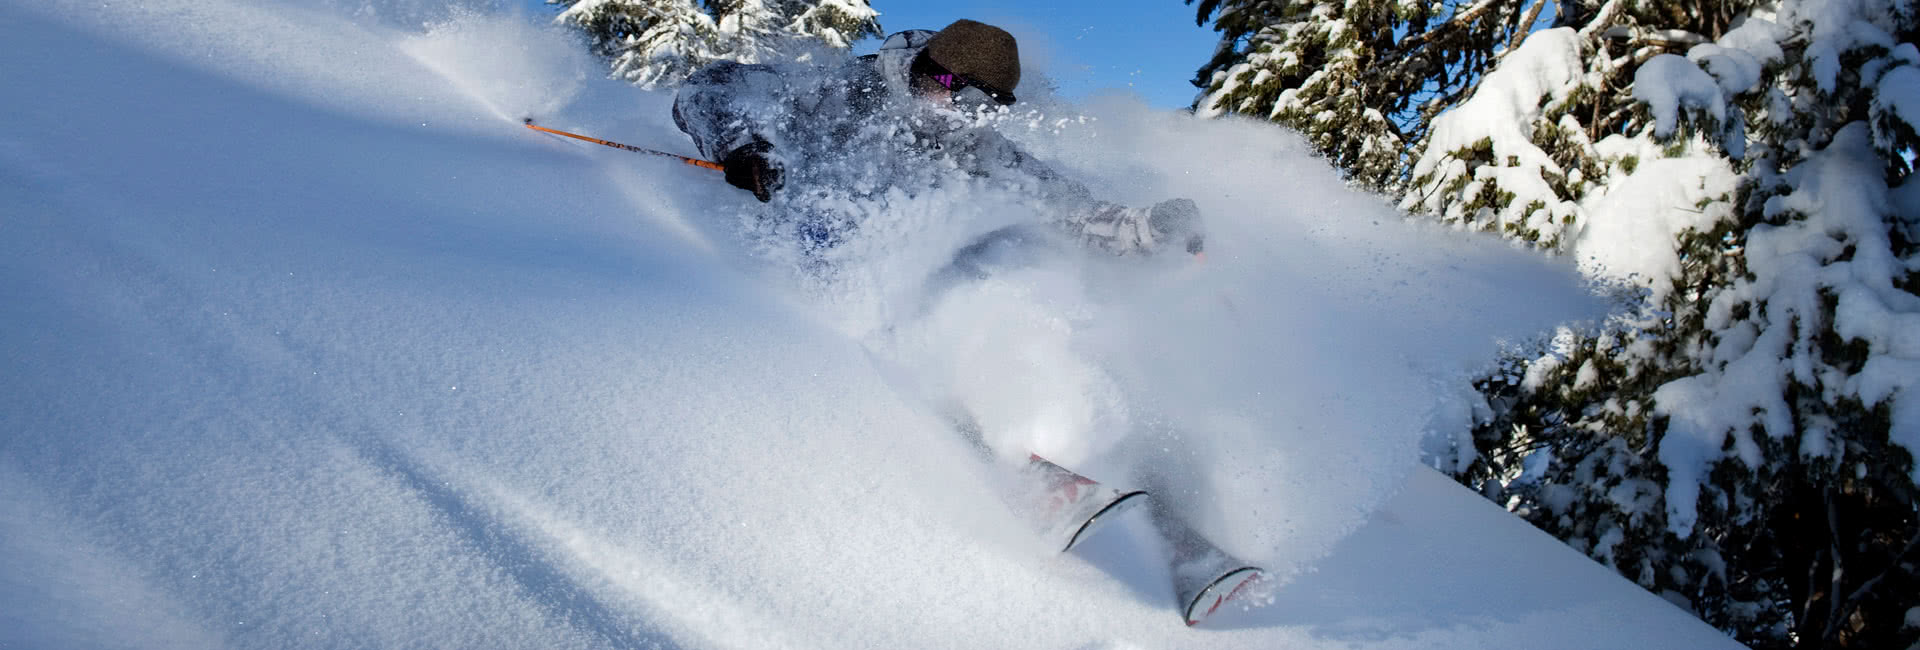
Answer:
[
  {"left": 1398, "top": 0, "right": 1762, "bottom": 250},
  {"left": 551, "top": 0, "right": 719, "bottom": 89},
  {"left": 709, "top": 0, "right": 793, "bottom": 62},
  {"left": 1426, "top": 5, "right": 1918, "bottom": 649},
  {"left": 783, "top": 0, "right": 882, "bottom": 51},
  {"left": 548, "top": 0, "right": 880, "bottom": 89},
  {"left": 1188, "top": 0, "right": 1553, "bottom": 193},
  {"left": 1194, "top": 0, "right": 1920, "bottom": 646}
]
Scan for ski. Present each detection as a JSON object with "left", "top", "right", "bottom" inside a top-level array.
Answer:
[
  {"left": 1149, "top": 504, "right": 1269, "bottom": 627},
  {"left": 1182, "top": 566, "right": 1266, "bottom": 627},
  {"left": 1017, "top": 455, "right": 1267, "bottom": 625},
  {"left": 1019, "top": 454, "right": 1149, "bottom": 553},
  {"left": 937, "top": 412, "right": 1268, "bottom": 625}
]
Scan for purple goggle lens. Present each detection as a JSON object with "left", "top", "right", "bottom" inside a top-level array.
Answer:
[{"left": 912, "top": 52, "right": 1015, "bottom": 105}]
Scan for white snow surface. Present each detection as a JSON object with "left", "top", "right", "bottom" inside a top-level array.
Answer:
[{"left": 0, "top": 1, "right": 1740, "bottom": 648}]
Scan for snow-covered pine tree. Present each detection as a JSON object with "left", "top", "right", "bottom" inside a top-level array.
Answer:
[
  {"left": 1195, "top": 0, "right": 1919, "bottom": 646},
  {"left": 1399, "top": 1, "right": 1918, "bottom": 648},
  {"left": 1396, "top": 0, "right": 1765, "bottom": 249},
  {"left": 548, "top": 0, "right": 879, "bottom": 88},
  {"left": 708, "top": 0, "right": 793, "bottom": 62},
  {"left": 1622, "top": 1, "right": 1920, "bottom": 643},
  {"left": 549, "top": 0, "right": 719, "bottom": 88},
  {"left": 779, "top": 0, "right": 883, "bottom": 51},
  {"left": 1187, "top": 0, "right": 1553, "bottom": 193}
]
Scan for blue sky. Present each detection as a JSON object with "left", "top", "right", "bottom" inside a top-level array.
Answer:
[{"left": 858, "top": 1, "right": 1220, "bottom": 109}]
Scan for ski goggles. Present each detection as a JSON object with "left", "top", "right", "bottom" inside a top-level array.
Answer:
[{"left": 911, "top": 52, "right": 1016, "bottom": 107}]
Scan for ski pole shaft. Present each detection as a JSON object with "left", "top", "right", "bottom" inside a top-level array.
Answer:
[{"left": 522, "top": 119, "right": 725, "bottom": 172}]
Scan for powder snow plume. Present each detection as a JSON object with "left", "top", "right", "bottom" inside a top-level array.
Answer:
[{"left": 749, "top": 92, "right": 1614, "bottom": 570}]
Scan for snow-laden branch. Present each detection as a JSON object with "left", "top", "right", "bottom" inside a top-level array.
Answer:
[
  {"left": 1403, "top": 0, "right": 1514, "bottom": 49},
  {"left": 1603, "top": 25, "right": 1711, "bottom": 49},
  {"left": 1576, "top": 0, "right": 1628, "bottom": 42},
  {"left": 1510, "top": 0, "right": 1547, "bottom": 51}
]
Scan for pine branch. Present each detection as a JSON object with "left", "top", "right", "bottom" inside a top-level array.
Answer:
[
  {"left": 1510, "top": 0, "right": 1547, "bottom": 51},
  {"left": 1603, "top": 25, "right": 1710, "bottom": 49},
  {"left": 1822, "top": 487, "right": 1846, "bottom": 643},
  {"left": 1825, "top": 529, "right": 1920, "bottom": 644},
  {"left": 1575, "top": 0, "right": 1628, "bottom": 42},
  {"left": 1404, "top": 0, "right": 1507, "bottom": 48},
  {"left": 1801, "top": 542, "right": 1827, "bottom": 637}
]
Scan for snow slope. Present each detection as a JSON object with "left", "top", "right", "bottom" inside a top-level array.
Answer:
[{"left": 0, "top": 1, "right": 1739, "bottom": 648}]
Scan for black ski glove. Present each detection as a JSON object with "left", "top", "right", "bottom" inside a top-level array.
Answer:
[
  {"left": 1149, "top": 198, "right": 1205, "bottom": 255},
  {"left": 722, "top": 139, "right": 782, "bottom": 202}
]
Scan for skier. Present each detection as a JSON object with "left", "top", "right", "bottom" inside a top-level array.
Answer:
[
  {"left": 673, "top": 20, "right": 1261, "bottom": 624},
  {"left": 671, "top": 19, "right": 1203, "bottom": 257}
]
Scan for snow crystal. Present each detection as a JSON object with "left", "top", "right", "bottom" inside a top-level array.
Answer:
[
  {"left": 1517, "top": 446, "right": 1557, "bottom": 486},
  {"left": 1573, "top": 359, "right": 1601, "bottom": 391},
  {"left": 1405, "top": 27, "right": 1584, "bottom": 232},
  {"left": 1716, "top": 17, "right": 1788, "bottom": 66},
  {"left": 1875, "top": 63, "right": 1920, "bottom": 148},
  {"left": 1900, "top": 43, "right": 1920, "bottom": 67},
  {"left": 1634, "top": 54, "right": 1728, "bottom": 139},
  {"left": 1810, "top": 40, "right": 1844, "bottom": 94},
  {"left": 1592, "top": 526, "right": 1626, "bottom": 567},
  {"left": 1523, "top": 351, "right": 1566, "bottom": 393},
  {"left": 1690, "top": 548, "right": 1728, "bottom": 587},
  {"left": 1688, "top": 44, "right": 1764, "bottom": 95},
  {"left": 1654, "top": 342, "right": 1794, "bottom": 538},
  {"left": 1568, "top": 147, "right": 1740, "bottom": 291},
  {"left": 1799, "top": 421, "right": 1834, "bottom": 459}
]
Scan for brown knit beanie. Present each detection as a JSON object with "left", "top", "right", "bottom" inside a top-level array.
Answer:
[{"left": 925, "top": 19, "right": 1021, "bottom": 95}]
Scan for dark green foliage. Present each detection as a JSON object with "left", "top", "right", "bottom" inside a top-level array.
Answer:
[
  {"left": 1187, "top": 0, "right": 1548, "bottom": 192},
  {"left": 1189, "top": 0, "right": 1920, "bottom": 647}
]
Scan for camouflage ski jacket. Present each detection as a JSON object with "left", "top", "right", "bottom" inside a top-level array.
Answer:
[{"left": 672, "top": 30, "right": 1188, "bottom": 256}]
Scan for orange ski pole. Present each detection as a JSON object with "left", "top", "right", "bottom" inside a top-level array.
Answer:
[{"left": 522, "top": 118, "right": 724, "bottom": 172}]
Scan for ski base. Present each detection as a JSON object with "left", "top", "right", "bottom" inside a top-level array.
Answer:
[
  {"left": 1063, "top": 488, "right": 1147, "bottom": 552},
  {"left": 1021, "top": 455, "right": 1150, "bottom": 553},
  {"left": 1182, "top": 566, "right": 1267, "bottom": 627},
  {"left": 1014, "top": 453, "right": 1272, "bottom": 626}
]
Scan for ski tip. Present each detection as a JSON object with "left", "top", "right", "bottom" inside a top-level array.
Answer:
[
  {"left": 1061, "top": 490, "right": 1148, "bottom": 553},
  {"left": 1182, "top": 567, "right": 1267, "bottom": 627}
]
